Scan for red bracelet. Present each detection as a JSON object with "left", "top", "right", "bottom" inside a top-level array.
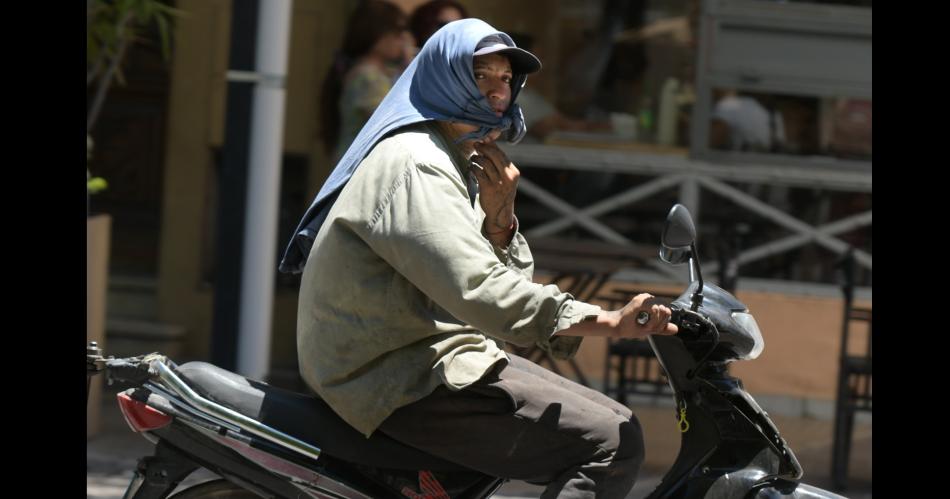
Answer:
[{"left": 485, "top": 218, "right": 516, "bottom": 236}]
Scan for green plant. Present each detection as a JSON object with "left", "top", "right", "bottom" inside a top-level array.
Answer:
[
  {"left": 87, "top": 134, "right": 107, "bottom": 194},
  {"left": 86, "top": 0, "right": 182, "bottom": 197}
]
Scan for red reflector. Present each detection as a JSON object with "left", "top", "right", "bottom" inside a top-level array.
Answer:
[{"left": 117, "top": 392, "right": 172, "bottom": 432}]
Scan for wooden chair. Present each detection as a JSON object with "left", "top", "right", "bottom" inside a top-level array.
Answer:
[
  {"left": 598, "top": 288, "right": 679, "bottom": 404},
  {"left": 830, "top": 249, "right": 872, "bottom": 491}
]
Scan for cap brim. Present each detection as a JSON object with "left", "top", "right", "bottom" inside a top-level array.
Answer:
[{"left": 472, "top": 44, "right": 542, "bottom": 74}]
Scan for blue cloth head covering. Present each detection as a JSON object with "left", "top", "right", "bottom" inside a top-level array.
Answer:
[{"left": 279, "top": 18, "right": 538, "bottom": 273}]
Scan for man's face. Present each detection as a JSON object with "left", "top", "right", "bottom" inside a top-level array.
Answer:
[
  {"left": 473, "top": 53, "right": 512, "bottom": 117},
  {"left": 443, "top": 53, "right": 512, "bottom": 156}
]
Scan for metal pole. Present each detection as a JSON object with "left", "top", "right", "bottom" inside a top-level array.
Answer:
[
  {"left": 236, "top": 0, "right": 293, "bottom": 380},
  {"left": 211, "top": 0, "right": 259, "bottom": 371}
]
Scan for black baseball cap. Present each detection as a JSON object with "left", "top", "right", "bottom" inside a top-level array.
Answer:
[{"left": 473, "top": 35, "right": 542, "bottom": 74}]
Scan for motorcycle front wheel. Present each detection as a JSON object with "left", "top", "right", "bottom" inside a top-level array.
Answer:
[{"left": 167, "top": 479, "right": 259, "bottom": 498}]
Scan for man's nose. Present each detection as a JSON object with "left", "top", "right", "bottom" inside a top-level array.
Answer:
[{"left": 487, "top": 81, "right": 510, "bottom": 102}]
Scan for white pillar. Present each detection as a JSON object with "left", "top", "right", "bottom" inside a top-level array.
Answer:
[{"left": 237, "top": 0, "right": 293, "bottom": 380}]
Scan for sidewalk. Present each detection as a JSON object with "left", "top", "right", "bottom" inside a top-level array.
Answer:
[{"left": 88, "top": 387, "right": 870, "bottom": 498}]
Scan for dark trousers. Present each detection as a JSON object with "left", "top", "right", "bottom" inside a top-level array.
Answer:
[{"left": 378, "top": 354, "right": 645, "bottom": 498}]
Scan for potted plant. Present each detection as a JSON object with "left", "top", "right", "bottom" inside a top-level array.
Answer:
[{"left": 86, "top": 0, "right": 179, "bottom": 438}]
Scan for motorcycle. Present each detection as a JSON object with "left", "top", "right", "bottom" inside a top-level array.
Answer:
[{"left": 86, "top": 204, "right": 847, "bottom": 498}]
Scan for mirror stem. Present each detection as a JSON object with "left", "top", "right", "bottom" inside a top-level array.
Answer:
[{"left": 690, "top": 242, "right": 704, "bottom": 311}]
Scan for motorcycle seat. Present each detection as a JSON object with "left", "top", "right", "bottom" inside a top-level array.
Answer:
[{"left": 174, "top": 361, "right": 472, "bottom": 472}]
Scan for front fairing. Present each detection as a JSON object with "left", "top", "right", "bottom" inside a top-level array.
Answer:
[
  {"left": 646, "top": 282, "right": 805, "bottom": 498},
  {"left": 641, "top": 365, "right": 807, "bottom": 498},
  {"left": 672, "top": 282, "right": 760, "bottom": 362}
]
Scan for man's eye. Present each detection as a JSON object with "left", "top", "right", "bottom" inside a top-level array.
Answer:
[{"left": 502, "top": 76, "right": 512, "bottom": 83}]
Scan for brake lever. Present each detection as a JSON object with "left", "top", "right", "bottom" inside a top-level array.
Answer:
[{"left": 671, "top": 307, "right": 711, "bottom": 339}]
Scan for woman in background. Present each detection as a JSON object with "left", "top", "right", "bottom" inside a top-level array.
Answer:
[
  {"left": 320, "top": 0, "right": 413, "bottom": 160},
  {"left": 408, "top": 0, "right": 468, "bottom": 48}
]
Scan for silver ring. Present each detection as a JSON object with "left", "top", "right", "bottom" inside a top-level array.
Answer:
[{"left": 636, "top": 311, "right": 650, "bottom": 325}]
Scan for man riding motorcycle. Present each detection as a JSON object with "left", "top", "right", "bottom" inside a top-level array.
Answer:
[{"left": 279, "top": 18, "right": 678, "bottom": 498}]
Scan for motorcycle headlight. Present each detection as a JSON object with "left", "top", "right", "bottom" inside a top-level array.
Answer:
[{"left": 731, "top": 312, "right": 765, "bottom": 360}]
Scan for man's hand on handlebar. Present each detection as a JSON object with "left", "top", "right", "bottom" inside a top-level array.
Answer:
[
  {"left": 556, "top": 293, "right": 679, "bottom": 339},
  {"left": 614, "top": 293, "right": 678, "bottom": 339}
]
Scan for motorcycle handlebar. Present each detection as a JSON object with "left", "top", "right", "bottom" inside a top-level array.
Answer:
[
  {"left": 104, "top": 357, "right": 155, "bottom": 385},
  {"left": 86, "top": 341, "right": 165, "bottom": 386}
]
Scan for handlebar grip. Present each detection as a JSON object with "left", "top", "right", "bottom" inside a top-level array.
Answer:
[{"left": 105, "top": 358, "right": 153, "bottom": 385}]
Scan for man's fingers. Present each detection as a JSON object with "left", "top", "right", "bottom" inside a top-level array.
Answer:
[
  {"left": 472, "top": 156, "right": 499, "bottom": 183},
  {"left": 662, "top": 320, "right": 679, "bottom": 335},
  {"left": 475, "top": 142, "right": 513, "bottom": 180},
  {"left": 627, "top": 294, "right": 678, "bottom": 336},
  {"left": 644, "top": 304, "right": 661, "bottom": 331},
  {"left": 651, "top": 305, "right": 677, "bottom": 335},
  {"left": 471, "top": 164, "right": 490, "bottom": 184},
  {"left": 630, "top": 293, "right": 654, "bottom": 313},
  {"left": 475, "top": 141, "right": 510, "bottom": 167}
]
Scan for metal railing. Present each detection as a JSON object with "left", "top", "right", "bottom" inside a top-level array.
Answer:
[{"left": 503, "top": 143, "right": 871, "bottom": 276}]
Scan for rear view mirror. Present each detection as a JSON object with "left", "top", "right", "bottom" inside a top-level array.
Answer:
[
  {"left": 661, "top": 204, "right": 696, "bottom": 249},
  {"left": 659, "top": 204, "right": 706, "bottom": 310},
  {"left": 659, "top": 246, "right": 691, "bottom": 265}
]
